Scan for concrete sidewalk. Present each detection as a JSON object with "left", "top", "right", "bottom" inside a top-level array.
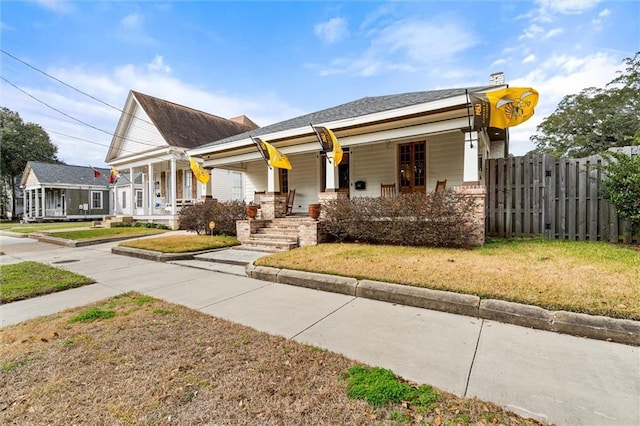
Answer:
[{"left": 1, "top": 237, "right": 638, "bottom": 425}]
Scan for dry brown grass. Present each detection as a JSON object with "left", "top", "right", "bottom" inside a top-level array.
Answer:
[
  {"left": 0, "top": 293, "right": 544, "bottom": 425},
  {"left": 256, "top": 239, "right": 640, "bottom": 320}
]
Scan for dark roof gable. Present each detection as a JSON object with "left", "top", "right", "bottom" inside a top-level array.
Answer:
[
  {"left": 131, "top": 91, "right": 258, "bottom": 149},
  {"left": 200, "top": 86, "right": 493, "bottom": 148},
  {"left": 25, "top": 162, "right": 111, "bottom": 186}
]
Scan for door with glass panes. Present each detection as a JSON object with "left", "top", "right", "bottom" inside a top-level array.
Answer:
[{"left": 399, "top": 142, "right": 426, "bottom": 193}]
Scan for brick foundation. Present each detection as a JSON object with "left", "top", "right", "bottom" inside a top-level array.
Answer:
[{"left": 454, "top": 185, "right": 486, "bottom": 246}]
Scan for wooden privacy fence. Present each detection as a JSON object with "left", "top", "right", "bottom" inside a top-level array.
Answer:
[{"left": 485, "top": 146, "right": 639, "bottom": 244}]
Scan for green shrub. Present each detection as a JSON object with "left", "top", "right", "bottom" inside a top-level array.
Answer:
[
  {"left": 178, "top": 199, "right": 246, "bottom": 236},
  {"left": 600, "top": 151, "right": 640, "bottom": 235},
  {"left": 322, "top": 190, "right": 480, "bottom": 248},
  {"left": 112, "top": 222, "right": 170, "bottom": 229}
]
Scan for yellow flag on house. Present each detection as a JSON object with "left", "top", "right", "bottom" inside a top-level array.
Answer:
[
  {"left": 254, "top": 138, "right": 292, "bottom": 170},
  {"left": 189, "top": 157, "right": 210, "bottom": 184},
  {"left": 470, "top": 87, "right": 539, "bottom": 129},
  {"left": 312, "top": 125, "right": 343, "bottom": 167}
]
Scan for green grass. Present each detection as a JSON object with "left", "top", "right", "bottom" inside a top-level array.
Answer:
[
  {"left": 343, "top": 365, "right": 440, "bottom": 411},
  {"left": 50, "top": 227, "right": 166, "bottom": 240},
  {"left": 0, "top": 261, "right": 95, "bottom": 303},
  {"left": 69, "top": 308, "right": 116, "bottom": 323},
  {"left": 0, "top": 221, "right": 93, "bottom": 233},
  {"left": 119, "top": 234, "right": 240, "bottom": 253},
  {"left": 257, "top": 238, "right": 640, "bottom": 320}
]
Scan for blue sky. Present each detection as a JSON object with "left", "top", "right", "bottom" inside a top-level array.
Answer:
[{"left": 2, "top": 0, "right": 638, "bottom": 167}]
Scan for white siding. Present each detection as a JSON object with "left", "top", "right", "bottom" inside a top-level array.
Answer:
[
  {"left": 288, "top": 153, "right": 319, "bottom": 213},
  {"left": 211, "top": 169, "right": 236, "bottom": 201},
  {"left": 118, "top": 105, "right": 165, "bottom": 157},
  {"left": 24, "top": 171, "right": 40, "bottom": 188},
  {"left": 351, "top": 142, "right": 396, "bottom": 197},
  {"left": 427, "top": 132, "right": 464, "bottom": 191}
]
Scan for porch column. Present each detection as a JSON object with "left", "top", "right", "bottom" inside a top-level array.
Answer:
[
  {"left": 170, "top": 158, "right": 177, "bottom": 215},
  {"left": 23, "top": 190, "right": 27, "bottom": 219},
  {"left": 129, "top": 167, "right": 134, "bottom": 215},
  {"left": 35, "top": 188, "right": 40, "bottom": 218},
  {"left": 266, "top": 166, "right": 280, "bottom": 193},
  {"left": 325, "top": 156, "right": 339, "bottom": 191},
  {"left": 141, "top": 171, "right": 147, "bottom": 215},
  {"left": 41, "top": 186, "right": 46, "bottom": 217},
  {"left": 463, "top": 131, "right": 479, "bottom": 185},
  {"left": 148, "top": 163, "right": 154, "bottom": 214}
]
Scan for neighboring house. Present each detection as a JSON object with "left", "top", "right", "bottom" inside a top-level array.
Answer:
[
  {"left": 105, "top": 90, "right": 258, "bottom": 228},
  {"left": 20, "top": 162, "right": 111, "bottom": 222},
  {"left": 189, "top": 84, "right": 512, "bottom": 247}
]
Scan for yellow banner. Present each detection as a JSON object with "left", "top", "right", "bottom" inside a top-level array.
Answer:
[
  {"left": 470, "top": 87, "right": 539, "bottom": 129},
  {"left": 189, "top": 158, "right": 210, "bottom": 184},
  {"left": 313, "top": 125, "right": 343, "bottom": 167},
  {"left": 261, "top": 140, "right": 292, "bottom": 170}
]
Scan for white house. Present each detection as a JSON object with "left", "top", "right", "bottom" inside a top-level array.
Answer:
[
  {"left": 105, "top": 90, "right": 258, "bottom": 228},
  {"left": 188, "top": 85, "right": 512, "bottom": 248}
]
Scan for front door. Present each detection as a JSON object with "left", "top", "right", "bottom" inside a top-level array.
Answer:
[
  {"left": 321, "top": 150, "right": 350, "bottom": 197},
  {"left": 399, "top": 141, "right": 426, "bottom": 193}
]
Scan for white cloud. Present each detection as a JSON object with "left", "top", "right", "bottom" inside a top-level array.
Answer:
[
  {"left": 311, "top": 18, "right": 477, "bottom": 77},
  {"left": 314, "top": 17, "right": 349, "bottom": 44},
  {"left": 121, "top": 13, "right": 140, "bottom": 29},
  {"left": 544, "top": 28, "right": 564, "bottom": 39},
  {"left": 506, "top": 52, "right": 622, "bottom": 155},
  {"left": 519, "top": 24, "right": 544, "bottom": 40},
  {"left": 1, "top": 60, "right": 302, "bottom": 167},
  {"left": 491, "top": 58, "right": 507, "bottom": 67},
  {"left": 522, "top": 54, "right": 536, "bottom": 64},
  {"left": 535, "top": 0, "right": 601, "bottom": 15},
  {"left": 147, "top": 55, "right": 171, "bottom": 73},
  {"left": 116, "top": 12, "right": 157, "bottom": 46},
  {"left": 599, "top": 8, "right": 611, "bottom": 18},
  {"left": 34, "top": 0, "right": 74, "bottom": 14}
]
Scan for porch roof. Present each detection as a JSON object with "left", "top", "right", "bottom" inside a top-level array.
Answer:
[
  {"left": 195, "top": 86, "right": 494, "bottom": 150},
  {"left": 21, "top": 162, "right": 111, "bottom": 188}
]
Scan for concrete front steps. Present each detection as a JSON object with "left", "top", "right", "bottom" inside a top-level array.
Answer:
[
  {"left": 240, "top": 218, "right": 305, "bottom": 252},
  {"left": 92, "top": 215, "right": 134, "bottom": 228}
]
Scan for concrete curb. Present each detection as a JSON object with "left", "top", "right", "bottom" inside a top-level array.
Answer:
[
  {"left": 278, "top": 269, "right": 358, "bottom": 296},
  {"left": 110, "top": 246, "right": 223, "bottom": 262},
  {"left": 0, "top": 230, "right": 29, "bottom": 238},
  {"left": 252, "top": 267, "right": 639, "bottom": 346},
  {"left": 357, "top": 279, "right": 480, "bottom": 317},
  {"left": 33, "top": 234, "right": 154, "bottom": 247}
]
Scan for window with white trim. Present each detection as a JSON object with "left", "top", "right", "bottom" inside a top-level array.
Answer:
[
  {"left": 231, "top": 172, "right": 243, "bottom": 200},
  {"left": 91, "top": 191, "right": 103, "bottom": 209},
  {"left": 135, "top": 189, "right": 143, "bottom": 208},
  {"left": 184, "top": 170, "right": 192, "bottom": 198}
]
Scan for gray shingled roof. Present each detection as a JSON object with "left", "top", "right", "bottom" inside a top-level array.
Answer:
[
  {"left": 25, "top": 162, "right": 111, "bottom": 186},
  {"left": 132, "top": 91, "right": 258, "bottom": 149},
  {"left": 200, "top": 86, "right": 491, "bottom": 148}
]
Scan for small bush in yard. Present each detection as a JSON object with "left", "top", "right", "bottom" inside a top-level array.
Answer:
[
  {"left": 322, "top": 190, "right": 480, "bottom": 248},
  {"left": 600, "top": 151, "right": 640, "bottom": 235},
  {"left": 179, "top": 199, "right": 246, "bottom": 235}
]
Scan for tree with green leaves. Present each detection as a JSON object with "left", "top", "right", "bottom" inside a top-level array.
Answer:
[
  {"left": 0, "top": 107, "right": 60, "bottom": 219},
  {"left": 531, "top": 52, "right": 640, "bottom": 158},
  {"left": 599, "top": 151, "right": 640, "bottom": 236}
]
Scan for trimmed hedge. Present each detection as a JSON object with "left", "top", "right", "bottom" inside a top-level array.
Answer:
[
  {"left": 178, "top": 199, "right": 246, "bottom": 236},
  {"left": 321, "top": 191, "right": 480, "bottom": 248}
]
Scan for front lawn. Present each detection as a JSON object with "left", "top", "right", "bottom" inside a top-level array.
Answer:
[
  {"left": 0, "top": 221, "right": 93, "bottom": 233},
  {"left": 0, "top": 261, "right": 95, "bottom": 303},
  {"left": 119, "top": 234, "right": 240, "bottom": 253},
  {"left": 0, "top": 293, "right": 542, "bottom": 425},
  {"left": 49, "top": 227, "right": 166, "bottom": 240},
  {"left": 256, "top": 238, "right": 640, "bottom": 320}
]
